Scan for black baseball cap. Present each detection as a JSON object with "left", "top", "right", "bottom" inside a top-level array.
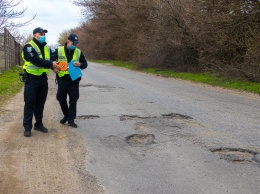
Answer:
[
  {"left": 33, "top": 27, "right": 48, "bottom": 34},
  {"left": 68, "top": 34, "right": 79, "bottom": 44}
]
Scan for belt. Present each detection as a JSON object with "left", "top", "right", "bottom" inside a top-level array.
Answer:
[{"left": 26, "top": 72, "right": 47, "bottom": 78}]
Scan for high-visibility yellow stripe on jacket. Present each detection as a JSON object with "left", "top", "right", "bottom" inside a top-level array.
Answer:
[
  {"left": 22, "top": 40, "right": 50, "bottom": 75},
  {"left": 57, "top": 46, "right": 81, "bottom": 78}
]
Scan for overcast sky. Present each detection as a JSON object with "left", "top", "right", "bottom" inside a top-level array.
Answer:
[{"left": 15, "top": 0, "right": 84, "bottom": 46}]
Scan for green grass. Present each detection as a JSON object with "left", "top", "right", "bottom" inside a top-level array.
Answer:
[
  {"left": 141, "top": 68, "right": 260, "bottom": 94},
  {"left": 0, "top": 66, "right": 24, "bottom": 107},
  {"left": 92, "top": 60, "right": 260, "bottom": 94}
]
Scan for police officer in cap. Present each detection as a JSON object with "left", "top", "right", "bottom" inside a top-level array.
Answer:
[
  {"left": 22, "top": 27, "right": 61, "bottom": 137},
  {"left": 53, "top": 34, "right": 88, "bottom": 128}
]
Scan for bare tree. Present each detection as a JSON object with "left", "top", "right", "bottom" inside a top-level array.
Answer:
[
  {"left": 58, "top": 29, "right": 71, "bottom": 46},
  {"left": 73, "top": 0, "right": 260, "bottom": 81},
  {"left": 11, "top": 28, "right": 30, "bottom": 44},
  {"left": 0, "top": 0, "right": 35, "bottom": 32},
  {"left": 185, "top": 0, "right": 260, "bottom": 81}
]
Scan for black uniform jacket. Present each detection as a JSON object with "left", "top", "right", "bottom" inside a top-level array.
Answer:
[
  {"left": 22, "top": 38, "right": 55, "bottom": 69},
  {"left": 53, "top": 43, "right": 88, "bottom": 81}
]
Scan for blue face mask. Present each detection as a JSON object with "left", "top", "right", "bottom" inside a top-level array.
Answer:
[
  {"left": 38, "top": 36, "right": 46, "bottom": 43},
  {"left": 69, "top": 45, "right": 76, "bottom": 50}
]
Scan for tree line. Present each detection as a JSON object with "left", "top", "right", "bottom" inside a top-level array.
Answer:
[
  {"left": 1, "top": 0, "right": 259, "bottom": 82},
  {"left": 65, "top": 0, "right": 259, "bottom": 82}
]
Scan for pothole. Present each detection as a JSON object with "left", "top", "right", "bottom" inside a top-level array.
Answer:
[
  {"left": 120, "top": 115, "right": 153, "bottom": 121},
  {"left": 79, "top": 84, "right": 116, "bottom": 89},
  {"left": 162, "top": 113, "right": 193, "bottom": 120},
  {"left": 126, "top": 134, "right": 155, "bottom": 146},
  {"left": 77, "top": 115, "right": 100, "bottom": 119},
  {"left": 253, "top": 154, "right": 260, "bottom": 163},
  {"left": 211, "top": 148, "right": 259, "bottom": 163},
  {"left": 101, "top": 135, "right": 123, "bottom": 149},
  {"left": 120, "top": 113, "right": 193, "bottom": 121},
  {"left": 134, "top": 122, "right": 146, "bottom": 131},
  {"left": 96, "top": 85, "right": 116, "bottom": 89},
  {"left": 79, "top": 83, "right": 93, "bottom": 87},
  {"left": 95, "top": 85, "right": 116, "bottom": 92}
]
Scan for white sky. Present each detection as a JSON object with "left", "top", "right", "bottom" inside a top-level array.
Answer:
[{"left": 14, "top": 0, "right": 84, "bottom": 46}]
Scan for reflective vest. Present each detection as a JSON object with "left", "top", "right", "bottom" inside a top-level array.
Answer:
[
  {"left": 57, "top": 46, "right": 81, "bottom": 77},
  {"left": 22, "top": 40, "right": 50, "bottom": 75}
]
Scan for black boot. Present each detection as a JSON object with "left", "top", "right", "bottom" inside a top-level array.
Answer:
[
  {"left": 68, "top": 121, "right": 77, "bottom": 128},
  {"left": 60, "top": 116, "right": 68, "bottom": 124},
  {"left": 24, "top": 130, "right": 31, "bottom": 137},
  {"left": 34, "top": 125, "right": 48, "bottom": 133}
]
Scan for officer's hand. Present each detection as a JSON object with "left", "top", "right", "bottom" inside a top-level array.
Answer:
[
  {"left": 52, "top": 61, "right": 61, "bottom": 70},
  {"left": 73, "top": 61, "right": 81, "bottom": 67},
  {"left": 52, "top": 68, "right": 60, "bottom": 74}
]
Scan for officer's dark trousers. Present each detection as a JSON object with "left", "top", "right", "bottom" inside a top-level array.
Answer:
[
  {"left": 56, "top": 79, "right": 79, "bottom": 123},
  {"left": 23, "top": 75, "right": 48, "bottom": 131}
]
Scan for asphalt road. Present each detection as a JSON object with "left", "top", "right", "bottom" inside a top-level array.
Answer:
[{"left": 76, "top": 62, "right": 260, "bottom": 194}]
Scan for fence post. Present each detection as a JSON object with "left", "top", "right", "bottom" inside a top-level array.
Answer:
[
  {"left": 0, "top": 32, "right": 4, "bottom": 72},
  {"left": 4, "top": 28, "right": 7, "bottom": 71},
  {"left": 1, "top": 28, "right": 22, "bottom": 72}
]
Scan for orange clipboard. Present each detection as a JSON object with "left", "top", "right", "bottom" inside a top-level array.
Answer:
[{"left": 58, "top": 61, "right": 68, "bottom": 71}]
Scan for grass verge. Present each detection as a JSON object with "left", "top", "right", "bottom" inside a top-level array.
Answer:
[
  {"left": 92, "top": 60, "right": 260, "bottom": 95},
  {"left": 0, "top": 66, "right": 24, "bottom": 107}
]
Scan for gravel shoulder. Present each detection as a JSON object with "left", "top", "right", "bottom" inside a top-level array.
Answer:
[{"left": 0, "top": 73, "right": 104, "bottom": 194}]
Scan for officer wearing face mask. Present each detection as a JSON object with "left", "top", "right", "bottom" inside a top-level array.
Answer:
[
  {"left": 21, "top": 27, "right": 61, "bottom": 137},
  {"left": 53, "top": 34, "right": 88, "bottom": 128}
]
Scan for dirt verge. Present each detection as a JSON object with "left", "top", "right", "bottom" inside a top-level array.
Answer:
[{"left": 0, "top": 73, "right": 104, "bottom": 194}]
